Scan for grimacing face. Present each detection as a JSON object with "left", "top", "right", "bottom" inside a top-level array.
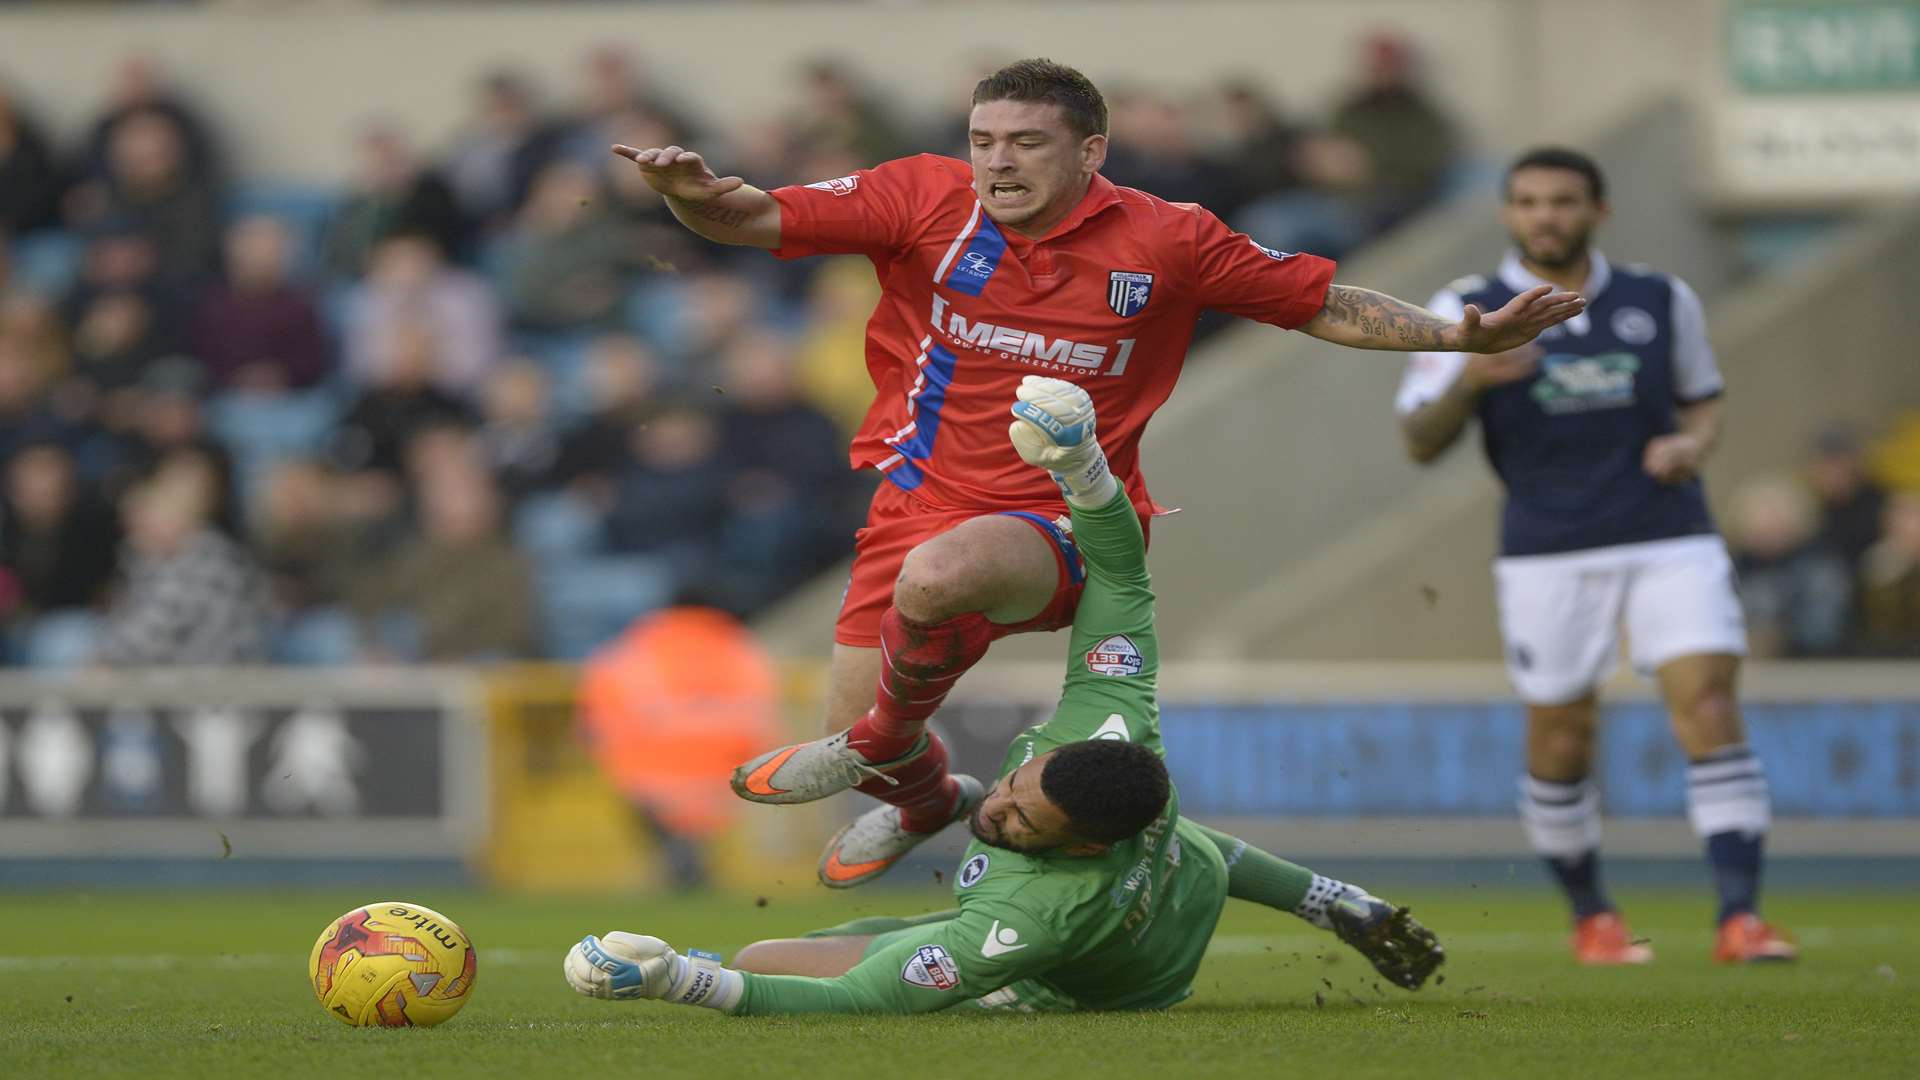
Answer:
[
  {"left": 968, "top": 99, "right": 1106, "bottom": 238},
  {"left": 1501, "top": 166, "right": 1609, "bottom": 273},
  {"left": 968, "top": 749, "right": 1108, "bottom": 856}
]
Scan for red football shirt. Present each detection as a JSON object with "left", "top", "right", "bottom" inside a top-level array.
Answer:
[{"left": 770, "top": 154, "right": 1335, "bottom": 515}]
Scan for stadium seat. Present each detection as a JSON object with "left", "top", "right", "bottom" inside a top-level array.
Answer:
[
  {"left": 207, "top": 389, "right": 342, "bottom": 504},
  {"left": 536, "top": 555, "right": 675, "bottom": 661},
  {"left": 21, "top": 611, "right": 102, "bottom": 668},
  {"left": 269, "top": 607, "right": 362, "bottom": 665},
  {"left": 230, "top": 183, "right": 340, "bottom": 281},
  {"left": 513, "top": 491, "right": 604, "bottom": 560},
  {"left": 9, "top": 229, "right": 83, "bottom": 297}
]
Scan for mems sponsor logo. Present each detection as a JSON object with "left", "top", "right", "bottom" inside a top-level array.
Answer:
[{"left": 928, "top": 295, "right": 1136, "bottom": 376}]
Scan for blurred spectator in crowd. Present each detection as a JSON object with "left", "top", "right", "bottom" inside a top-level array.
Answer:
[
  {"left": 788, "top": 59, "right": 910, "bottom": 166},
  {"left": 1213, "top": 78, "right": 1307, "bottom": 218},
  {"left": 3, "top": 290, "right": 70, "bottom": 381},
  {"left": 94, "top": 457, "right": 268, "bottom": 665},
  {"left": 349, "top": 451, "right": 536, "bottom": 661},
  {"left": 552, "top": 45, "right": 701, "bottom": 169},
  {"left": 662, "top": 271, "right": 759, "bottom": 365},
  {"left": 1102, "top": 90, "right": 1232, "bottom": 211},
  {"left": 1326, "top": 32, "right": 1457, "bottom": 230},
  {"left": 324, "top": 123, "right": 470, "bottom": 278},
  {"left": 0, "top": 333, "right": 72, "bottom": 464},
  {"left": 0, "top": 439, "right": 120, "bottom": 631},
  {"left": 341, "top": 231, "right": 501, "bottom": 393},
  {"left": 87, "top": 108, "right": 222, "bottom": 286},
  {"left": 330, "top": 317, "right": 477, "bottom": 481},
  {"left": 0, "top": 85, "right": 63, "bottom": 236},
  {"left": 1858, "top": 491, "right": 1920, "bottom": 657},
  {"left": 714, "top": 328, "right": 857, "bottom": 613},
  {"left": 597, "top": 108, "right": 711, "bottom": 276},
  {"left": 794, "top": 256, "right": 882, "bottom": 439},
  {"left": 252, "top": 457, "right": 360, "bottom": 617},
  {"left": 604, "top": 399, "right": 729, "bottom": 583},
  {"left": 556, "top": 332, "right": 658, "bottom": 497},
  {"left": 577, "top": 594, "right": 781, "bottom": 888},
  {"left": 1726, "top": 475, "right": 1853, "bottom": 658},
  {"left": 77, "top": 56, "right": 222, "bottom": 202},
  {"left": 115, "top": 357, "right": 240, "bottom": 534},
  {"left": 443, "top": 70, "right": 557, "bottom": 231},
  {"left": 1805, "top": 424, "right": 1887, "bottom": 568},
  {"left": 498, "top": 160, "right": 645, "bottom": 332},
  {"left": 476, "top": 360, "right": 561, "bottom": 503},
  {"left": 62, "top": 220, "right": 175, "bottom": 391},
  {"left": 186, "top": 215, "right": 330, "bottom": 392}
]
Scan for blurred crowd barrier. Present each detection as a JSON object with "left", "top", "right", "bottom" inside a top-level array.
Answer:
[{"left": 1, "top": 660, "right": 1915, "bottom": 890}]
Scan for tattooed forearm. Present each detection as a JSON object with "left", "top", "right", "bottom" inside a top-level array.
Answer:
[
  {"left": 669, "top": 196, "right": 750, "bottom": 229},
  {"left": 1306, "top": 285, "right": 1456, "bottom": 351}
]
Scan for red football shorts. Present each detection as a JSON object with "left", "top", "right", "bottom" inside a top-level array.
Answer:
[{"left": 834, "top": 482, "right": 1149, "bottom": 648}]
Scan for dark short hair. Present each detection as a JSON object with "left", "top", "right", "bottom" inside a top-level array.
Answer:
[
  {"left": 1040, "top": 739, "right": 1170, "bottom": 844},
  {"left": 1505, "top": 147, "right": 1606, "bottom": 203},
  {"left": 972, "top": 58, "right": 1108, "bottom": 140}
]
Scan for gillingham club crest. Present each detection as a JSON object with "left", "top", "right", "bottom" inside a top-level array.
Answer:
[{"left": 1109, "top": 271, "right": 1153, "bottom": 317}]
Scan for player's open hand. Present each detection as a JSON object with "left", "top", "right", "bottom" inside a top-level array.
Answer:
[
  {"left": 1643, "top": 432, "right": 1704, "bottom": 484},
  {"left": 611, "top": 144, "right": 745, "bottom": 202},
  {"left": 1451, "top": 284, "right": 1584, "bottom": 354}
]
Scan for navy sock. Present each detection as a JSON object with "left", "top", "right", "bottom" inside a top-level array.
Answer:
[
  {"left": 1545, "top": 850, "right": 1612, "bottom": 920},
  {"left": 1706, "top": 830, "right": 1763, "bottom": 924}
]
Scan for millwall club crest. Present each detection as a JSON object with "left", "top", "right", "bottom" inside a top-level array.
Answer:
[{"left": 1108, "top": 271, "right": 1153, "bottom": 317}]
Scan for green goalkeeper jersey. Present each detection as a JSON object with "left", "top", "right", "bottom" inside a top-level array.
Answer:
[{"left": 734, "top": 491, "right": 1229, "bottom": 1015}]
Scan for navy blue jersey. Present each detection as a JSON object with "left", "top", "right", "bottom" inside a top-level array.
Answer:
[{"left": 1396, "top": 251, "right": 1724, "bottom": 557}]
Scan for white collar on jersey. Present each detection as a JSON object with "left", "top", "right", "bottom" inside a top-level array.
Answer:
[{"left": 1498, "top": 248, "right": 1612, "bottom": 300}]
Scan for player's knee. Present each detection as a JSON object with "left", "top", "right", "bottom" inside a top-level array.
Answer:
[
  {"left": 1527, "top": 733, "right": 1591, "bottom": 781},
  {"left": 1526, "top": 710, "right": 1596, "bottom": 780},
  {"left": 894, "top": 544, "right": 980, "bottom": 622},
  {"left": 1681, "top": 688, "right": 1742, "bottom": 748}
]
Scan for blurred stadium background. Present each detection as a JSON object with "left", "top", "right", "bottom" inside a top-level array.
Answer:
[{"left": 0, "top": 0, "right": 1916, "bottom": 905}]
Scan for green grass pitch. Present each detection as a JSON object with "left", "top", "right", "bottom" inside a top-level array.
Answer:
[{"left": 2, "top": 885, "right": 1914, "bottom": 1079}]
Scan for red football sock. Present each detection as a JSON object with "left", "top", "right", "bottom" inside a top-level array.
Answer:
[
  {"left": 850, "top": 608, "right": 994, "bottom": 759},
  {"left": 853, "top": 730, "right": 961, "bottom": 834}
]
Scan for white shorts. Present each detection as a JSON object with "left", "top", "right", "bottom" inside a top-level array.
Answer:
[{"left": 1493, "top": 535, "right": 1748, "bottom": 705}]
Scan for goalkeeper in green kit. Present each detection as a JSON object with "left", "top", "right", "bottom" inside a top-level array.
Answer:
[{"left": 563, "top": 376, "right": 1444, "bottom": 1014}]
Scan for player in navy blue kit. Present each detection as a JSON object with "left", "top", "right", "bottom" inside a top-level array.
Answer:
[{"left": 1395, "top": 148, "right": 1796, "bottom": 966}]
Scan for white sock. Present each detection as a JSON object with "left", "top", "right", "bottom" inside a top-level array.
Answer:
[
  {"left": 1685, "top": 744, "right": 1771, "bottom": 837},
  {"left": 1294, "top": 873, "right": 1360, "bottom": 931},
  {"left": 1518, "top": 774, "right": 1603, "bottom": 857}
]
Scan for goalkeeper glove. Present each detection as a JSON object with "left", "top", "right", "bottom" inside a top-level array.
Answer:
[
  {"left": 1007, "top": 375, "right": 1116, "bottom": 507},
  {"left": 563, "top": 931, "right": 744, "bottom": 1011}
]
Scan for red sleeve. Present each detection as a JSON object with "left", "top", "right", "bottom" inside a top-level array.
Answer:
[
  {"left": 1188, "top": 208, "right": 1336, "bottom": 329},
  {"left": 768, "top": 156, "right": 929, "bottom": 261}
]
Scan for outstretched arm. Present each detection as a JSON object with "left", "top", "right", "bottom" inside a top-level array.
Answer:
[
  {"left": 612, "top": 144, "right": 780, "bottom": 249},
  {"left": 564, "top": 903, "right": 1063, "bottom": 1015},
  {"left": 1302, "top": 283, "right": 1583, "bottom": 353}
]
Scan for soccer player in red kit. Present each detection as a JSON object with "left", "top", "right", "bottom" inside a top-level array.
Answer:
[{"left": 615, "top": 59, "right": 1582, "bottom": 887}]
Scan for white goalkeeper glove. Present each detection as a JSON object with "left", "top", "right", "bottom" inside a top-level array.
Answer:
[
  {"left": 563, "top": 931, "right": 743, "bottom": 1011},
  {"left": 1007, "top": 375, "right": 1116, "bottom": 507}
]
